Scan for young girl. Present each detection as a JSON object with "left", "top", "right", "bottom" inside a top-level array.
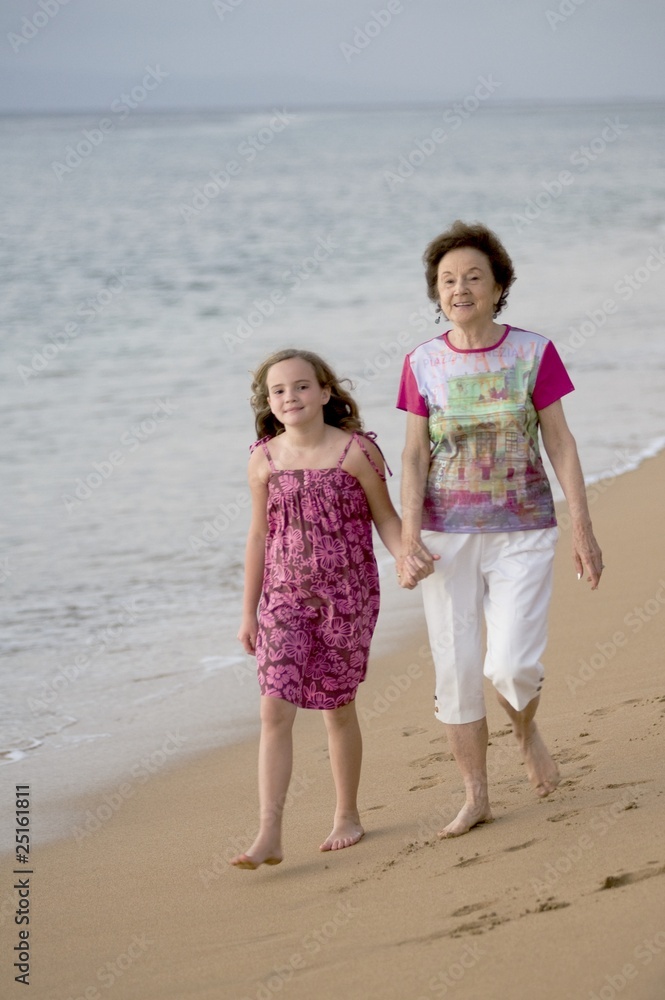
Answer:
[{"left": 230, "top": 348, "right": 418, "bottom": 869}]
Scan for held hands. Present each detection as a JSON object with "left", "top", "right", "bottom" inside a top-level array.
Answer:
[{"left": 396, "top": 541, "right": 439, "bottom": 590}]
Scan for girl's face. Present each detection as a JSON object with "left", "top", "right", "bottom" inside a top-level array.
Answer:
[{"left": 266, "top": 357, "right": 330, "bottom": 427}]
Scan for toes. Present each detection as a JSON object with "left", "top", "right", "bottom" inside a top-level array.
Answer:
[
  {"left": 229, "top": 853, "right": 282, "bottom": 869},
  {"left": 229, "top": 854, "right": 258, "bottom": 869}
]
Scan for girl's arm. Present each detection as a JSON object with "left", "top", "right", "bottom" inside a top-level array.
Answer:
[
  {"left": 346, "top": 436, "right": 433, "bottom": 587},
  {"left": 538, "top": 399, "right": 603, "bottom": 590},
  {"left": 237, "top": 448, "right": 270, "bottom": 654}
]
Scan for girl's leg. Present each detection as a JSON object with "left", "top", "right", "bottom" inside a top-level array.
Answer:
[
  {"left": 320, "top": 700, "right": 364, "bottom": 851},
  {"left": 229, "top": 695, "right": 297, "bottom": 869}
]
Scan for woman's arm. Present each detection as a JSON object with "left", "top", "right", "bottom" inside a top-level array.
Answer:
[
  {"left": 237, "top": 449, "right": 270, "bottom": 654},
  {"left": 538, "top": 399, "right": 603, "bottom": 589},
  {"left": 400, "top": 413, "right": 437, "bottom": 577}
]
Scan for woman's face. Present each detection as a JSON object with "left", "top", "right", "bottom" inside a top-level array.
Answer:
[{"left": 436, "top": 247, "right": 501, "bottom": 324}]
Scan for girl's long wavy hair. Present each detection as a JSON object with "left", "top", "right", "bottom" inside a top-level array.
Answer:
[{"left": 250, "top": 349, "right": 363, "bottom": 439}]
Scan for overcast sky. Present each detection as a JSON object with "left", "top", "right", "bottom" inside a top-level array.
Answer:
[{"left": 1, "top": 0, "right": 664, "bottom": 113}]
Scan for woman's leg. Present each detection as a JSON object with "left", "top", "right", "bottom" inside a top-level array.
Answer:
[
  {"left": 229, "top": 695, "right": 297, "bottom": 868},
  {"left": 440, "top": 718, "right": 494, "bottom": 837},
  {"left": 483, "top": 529, "right": 560, "bottom": 797},
  {"left": 419, "top": 532, "right": 491, "bottom": 836},
  {"left": 320, "top": 700, "right": 364, "bottom": 851},
  {"left": 496, "top": 693, "right": 560, "bottom": 796}
]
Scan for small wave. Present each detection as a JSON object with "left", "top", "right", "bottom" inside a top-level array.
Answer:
[{"left": 584, "top": 435, "right": 665, "bottom": 487}]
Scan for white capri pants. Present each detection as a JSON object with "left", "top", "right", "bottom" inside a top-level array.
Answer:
[{"left": 420, "top": 528, "right": 558, "bottom": 725}]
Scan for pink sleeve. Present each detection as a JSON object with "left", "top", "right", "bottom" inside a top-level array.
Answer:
[
  {"left": 533, "top": 340, "right": 575, "bottom": 411},
  {"left": 396, "top": 354, "right": 429, "bottom": 416}
]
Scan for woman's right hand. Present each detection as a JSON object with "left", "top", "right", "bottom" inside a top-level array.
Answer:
[{"left": 237, "top": 613, "right": 258, "bottom": 655}]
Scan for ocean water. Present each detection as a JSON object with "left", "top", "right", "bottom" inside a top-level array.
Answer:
[{"left": 1, "top": 103, "right": 664, "bottom": 844}]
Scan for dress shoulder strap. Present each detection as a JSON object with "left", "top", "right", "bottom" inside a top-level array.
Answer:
[
  {"left": 250, "top": 435, "right": 277, "bottom": 473},
  {"left": 342, "top": 431, "right": 391, "bottom": 481}
]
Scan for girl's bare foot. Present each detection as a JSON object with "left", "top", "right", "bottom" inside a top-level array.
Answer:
[
  {"left": 319, "top": 817, "right": 364, "bottom": 852},
  {"left": 438, "top": 802, "right": 494, "bottom": 838},
  {"left": 229, "top": 834, "right": 282, "bottom": 869}
]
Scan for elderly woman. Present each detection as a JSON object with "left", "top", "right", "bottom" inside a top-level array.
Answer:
[{"left": 397, "top": 220, "right": 603, "bottom": 837}]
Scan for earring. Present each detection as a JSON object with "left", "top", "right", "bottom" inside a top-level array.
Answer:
[{"left": 435, "top": 313, "right": 441, "bottom": 324}]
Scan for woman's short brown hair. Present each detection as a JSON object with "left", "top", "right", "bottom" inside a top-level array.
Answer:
[{"left": 423, "top": 220, "right": 516, "bottom": 318}]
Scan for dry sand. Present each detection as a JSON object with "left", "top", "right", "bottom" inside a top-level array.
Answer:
[{"left": 2, "top": 452, "right": 664, "bottom": 1000}]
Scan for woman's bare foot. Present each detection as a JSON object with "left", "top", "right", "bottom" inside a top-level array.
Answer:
[
  {"left": 229, "top": 834, "right": 282, "bottom": 869},
  {"left": 438, "top": 802, "right": 494, "bottom": 838},
  {"left": 517, "top": 723, "right": 560, "bottom": 797},
  {"left": 319, "top": 817, "right": 364, "bottom": 852}
]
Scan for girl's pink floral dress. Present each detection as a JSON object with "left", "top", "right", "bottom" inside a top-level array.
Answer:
[{"left": 254, "top": 432, "right": 386, "bottom": 709}]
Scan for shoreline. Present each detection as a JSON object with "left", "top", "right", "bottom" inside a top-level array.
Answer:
[
  {"left": 1, "top": 442, "right": 664, "bottom": 851},
  {"left": 1, "top": 452, "right": 664, "bottom": 997}
]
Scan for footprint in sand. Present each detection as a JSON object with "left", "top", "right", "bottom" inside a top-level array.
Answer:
[
  {"left": 451, "top": 900, "right": 496, "bottom": 917},
  {"left": 503, "top": 838, "right": 539, "bottom": 853},
  {"left": 454, "top": 854, "right": 491, "bottom": 869},
  {"left": 599, "top": 864, "right": 665, "bottom": 890},
  {"left": 588, "top": 698, "right": 643, "bottom": 719},
  {"left": 554, "top": 748, "right": 590, "bottom": 764},
  {"left": 409, "top": 775, "right": 446, "bottom": 791},
  {"left": 402, "top": 726, "right": 427, "bottom": 736},
  {"left": 409, "top": 751, "right": 454, "bottom": 768},
  {"left": 449, "top": 911, "right": 507, "bottom": 937},
  {"left": 547, "top": 810, "right": 580, "bottom": 823},
  {"left": 604, "top": 780, "right": 651, "bottom": 789}
]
